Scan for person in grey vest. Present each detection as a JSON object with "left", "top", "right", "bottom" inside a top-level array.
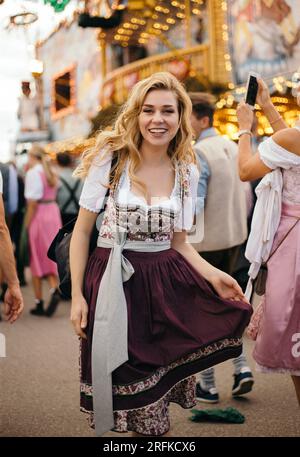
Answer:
[
  {"left": 189, "top": 92, "right": 254, "bottom": 403},
  {"left": 56, "top": 152, "right": 83, "bottom": 225},
  {"left": 0, "top": 170, "right": 23, "bottom": 323}
]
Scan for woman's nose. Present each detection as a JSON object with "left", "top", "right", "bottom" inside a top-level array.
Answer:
[{"left": 152, "top": 110, "right": 163, "bottom": 122}]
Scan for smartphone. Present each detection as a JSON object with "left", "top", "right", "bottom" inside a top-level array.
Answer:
[{"left": 245, "top": 72, "right": 259, "bottom": 109}]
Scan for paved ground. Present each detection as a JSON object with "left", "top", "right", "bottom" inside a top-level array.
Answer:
[{"left": 0, "top": 278, "right": 299, "bottom": 437}]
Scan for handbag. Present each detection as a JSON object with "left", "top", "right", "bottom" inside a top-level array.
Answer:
[
  {"left": 252, "top": 216, "right": 300, "bottom": 297},
  {"left": 47, "top": 155, "right": 117, "bottom": 299}
]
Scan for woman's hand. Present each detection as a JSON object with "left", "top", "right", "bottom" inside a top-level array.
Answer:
[
  {"left": 4, "top": 284, "right": 24, "bottom": 323},
  {"left": 256, "top": 78, "right": 272, "bottom": 109},
  {"left": 237, "top": 101, "right": 254, "bottom": 131},
  {"left": 207, "top": 269, "right": 248, "bottom": 303},
  {"left": 70, "top": 294, "right": 89, "bottom": 339}
]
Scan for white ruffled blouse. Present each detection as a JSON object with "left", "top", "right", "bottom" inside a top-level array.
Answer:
[{"left": 79, "top": 151, "right": 199, "bottom": 240}]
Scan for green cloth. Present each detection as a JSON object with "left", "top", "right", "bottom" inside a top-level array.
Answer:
[
  {"left": 44, "top": 0, "right": 71, "bottom": 12},
  {"left": 190, "top": 407, "right": 245, "bottom": 424}
]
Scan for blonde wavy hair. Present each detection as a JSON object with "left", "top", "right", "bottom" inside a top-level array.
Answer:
[
  {"left": 74, "top": 72, "right": 196, "bottom": 195},
  {"left": 29, "top": 144, "right": 57, "bottom": 187}
]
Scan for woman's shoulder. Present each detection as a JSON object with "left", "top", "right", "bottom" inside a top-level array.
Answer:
[
  {"left": 271, "top": 128, "right": 300, "bottom": 157},
  {"left": 26, "top": 164, "right": 43, "bottom": 179},
  {"left": 90, "top": 148, "right": 113, "bottom": 168}
]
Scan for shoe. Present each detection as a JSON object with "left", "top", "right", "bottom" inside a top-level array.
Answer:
[
  {"left": 45, "top": 289, "right": 61, "bottom": 317},
  {"left": 30, "top": 300, "right": 45, "bottom": 316},
  {"left": 195, "top": 383, "right": 219, "bottom": 403},
  {"left": 232, "top": 370, "right": 254, "bottom": 397}
]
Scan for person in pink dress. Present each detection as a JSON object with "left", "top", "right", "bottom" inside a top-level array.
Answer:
[
  {"left": 24, "top": 145, "right": 62, "bottom": 317},
  {"left": 237, "top": 77, "right": 300, "bottom": 406}
]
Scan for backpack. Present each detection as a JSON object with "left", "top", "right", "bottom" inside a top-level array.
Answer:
[
  {"left": 48, "top": 155, "right": 117, "bottom": 299},
  {"left": 58, "top": 176, "right": 81, "bottom": 213}
]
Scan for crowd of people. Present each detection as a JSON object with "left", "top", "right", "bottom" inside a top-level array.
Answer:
[
  {"left": 0, "top": 149, "right": 82, "bottom": 319},
  {"left": 1, "top": 71, "right": 299, "bottom": 437}
]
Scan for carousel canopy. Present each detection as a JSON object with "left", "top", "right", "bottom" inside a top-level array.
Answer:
[{"left": 81, "top": 0, "right": 205, "bottom": 47}]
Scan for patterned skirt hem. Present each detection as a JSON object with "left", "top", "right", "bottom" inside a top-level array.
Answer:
[
  {"left": 79, "top": 337, "right": 243, "bottom": 435},
  {"left": 80, "top": 337, "right": 242, "bottom": 402},
  {"left": 80, "top": 374, "right": 197, "bottom": 436}
]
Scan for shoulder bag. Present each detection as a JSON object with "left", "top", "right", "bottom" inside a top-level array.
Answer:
[{"left": 47, "top": 155, "right": 117, "bottom": 299}]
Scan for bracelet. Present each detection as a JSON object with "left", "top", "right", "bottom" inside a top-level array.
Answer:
[
  {"left": 237, "top": 129, "right": 252, "bottom": 138},
  {"left": 269, "top": 117, "right": 282, "bottom": 126}
]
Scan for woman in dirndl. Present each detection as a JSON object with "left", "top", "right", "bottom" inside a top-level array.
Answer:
[
  {"left": 24, "top": 145, "right": 62, "bottom": 316},
  {"left": 237, "top": 77, "right": 300, "bottom": 406},
  {"left": 70, "top": 72, "right": 252, "bottom": 436}
]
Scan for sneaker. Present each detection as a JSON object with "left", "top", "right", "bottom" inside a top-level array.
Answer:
[
  {"left": 195, "top": 383, "right": 219, "bottom": 403},
  {"left": 232, "top": 370, "right": 254, "bottom": 397},
  {"left": 45, "top": 289, "right": 61, "bottom": 317},
  {"left": 30, "top": 300, "right": 45, "bottom": 316}
]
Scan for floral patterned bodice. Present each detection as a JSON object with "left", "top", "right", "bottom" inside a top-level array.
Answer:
[
  {"left": 282, "top": 167, "right": 300, "bottom": 205},
  {"left": 99, "top": 161, "right": 197, "bottom": 243}
]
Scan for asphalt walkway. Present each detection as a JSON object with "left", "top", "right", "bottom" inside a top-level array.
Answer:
[{"left": 0, "top": 281, "right": 299, "bottom": 437}]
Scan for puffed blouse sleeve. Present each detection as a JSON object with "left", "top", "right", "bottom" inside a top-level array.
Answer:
[
  {"left": 175, "top": 162, "right": 200, "bottom": 231},
  {"left": 79, "top": 150, "right": 113, "bottom": 213},
  {"left": 25, "top": 167, "right": 43, "bottom": 200}
]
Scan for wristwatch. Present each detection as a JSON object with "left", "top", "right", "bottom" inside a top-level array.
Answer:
[{"left": 237, "top": 129, "right": 252, "bottom": 138}]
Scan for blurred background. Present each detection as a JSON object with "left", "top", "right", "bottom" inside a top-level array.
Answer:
[{"left": 0, "top": 0, "right": 299, "bottom": 167}]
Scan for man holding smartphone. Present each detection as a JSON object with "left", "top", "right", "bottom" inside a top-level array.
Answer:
[{"left": 189, "top": 92, "right": 254, "bottom": 403}]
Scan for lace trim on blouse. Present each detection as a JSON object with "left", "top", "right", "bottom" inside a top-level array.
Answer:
[{"left": 79, "top": 154, "right": 199, "bottom": 241}]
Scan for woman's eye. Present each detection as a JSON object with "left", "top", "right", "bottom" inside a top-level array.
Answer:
[{"left": 164, "top": 110, "right": 175, "bottom": 114}]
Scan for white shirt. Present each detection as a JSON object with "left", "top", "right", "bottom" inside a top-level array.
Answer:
[
  {"left": 0, "top": 170, "right": 3, "bottom": 194},
  {"left": 25, "top": 164, "right": 44, "bottom": 200},
  {"left": 79, "top": 151, "right": 199, "bottom": 231}
]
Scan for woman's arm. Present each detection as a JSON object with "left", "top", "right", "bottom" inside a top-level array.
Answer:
[
  {"left": 70, "top": 207, "right": 98, "bottom": 338},
  {"left": 262, "top": 102, "right": 287, "bottom": 132},
  {"left": 0, "top": 196, "right": 24, "bottom": 322},
  {"left": 256, "top": 79, "right": 287, "bottom": 132},
  {"left": 171, "top": 231, "right": 246, "bottom": 301},
  {"left": 237, "top": 102, "right": 272, "bottom": 181}
]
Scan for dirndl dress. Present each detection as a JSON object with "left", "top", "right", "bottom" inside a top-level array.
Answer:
[
  {"left": 26, "top": 168, "right": 62, "bottom": 277},
  {"left": 79, "top": 159, "right": 252, "bottom": 436},
  {"left": 253, "top": 167, "right": 300, "bottom": 376}
]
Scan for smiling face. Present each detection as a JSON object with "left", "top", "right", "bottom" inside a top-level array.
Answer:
[{"left": 138, "top": 89, "right": 180, "bottom": 151}]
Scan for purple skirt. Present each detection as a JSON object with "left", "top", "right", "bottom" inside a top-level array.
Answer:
[{"left": 80, "top": 247, "right": 252, "bottom": 435}]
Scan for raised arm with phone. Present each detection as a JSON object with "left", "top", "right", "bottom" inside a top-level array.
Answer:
[{"left": 236, "top": 76, "right": 288, "bottom": 181}]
